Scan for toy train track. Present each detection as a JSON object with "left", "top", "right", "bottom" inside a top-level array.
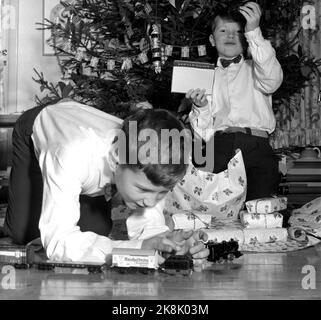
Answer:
[{"left": 0, "top": 239, "right": 243, "bottom": 274}]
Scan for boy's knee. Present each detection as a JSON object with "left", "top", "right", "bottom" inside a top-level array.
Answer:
[{"left": 3, "top": 223, "right": 35, "bottom": 245}]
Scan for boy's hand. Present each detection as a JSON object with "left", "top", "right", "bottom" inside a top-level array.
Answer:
[
  {"left": 141, "top": 231, "right": 185, "bottom": 253},
  {"left": 172, "top": 230, "right": 209, "bottom": 268},
  {"left": 239, "top": 2, "right": 262, "bottom": 32},
  {"left": 186, "top": 88, "right": 208, "bottom": 108}
]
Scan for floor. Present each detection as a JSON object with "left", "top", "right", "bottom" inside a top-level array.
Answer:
[
  {"left": 1, "top": 182, "right": 320, "bottom": 300},
  {"left": 0, "top": 241, "right": 320, "bottom": 300}
]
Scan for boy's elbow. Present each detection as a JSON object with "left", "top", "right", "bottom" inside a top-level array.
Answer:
[{"left": 257, "top": 72, "right": 283, "bottom": 94}]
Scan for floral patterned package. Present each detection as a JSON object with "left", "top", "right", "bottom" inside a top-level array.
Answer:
[
  {"left": 289, "top": 196, "right": 321, "bottom": 238},
  {"left": 245, "top": 196, "right": 287, "bottom": 214},
  {"left": 240, "top": 210, "right": 283, "bottom": 229},
  {"left": 243, "top": 228, "right": 288, "bottom": 244},
  {"left": 204, "top": 227, "right": 245, "bottom": 243},
  {"left": 165, "top": 150, "right": 247, "bottom": 220},
  {"left": 170, "top": 212, "right": 213, "bottom": 230}
]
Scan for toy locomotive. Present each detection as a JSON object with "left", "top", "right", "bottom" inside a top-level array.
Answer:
[{"left": 206, "top": 239, "right": 243, "bottom": 263}]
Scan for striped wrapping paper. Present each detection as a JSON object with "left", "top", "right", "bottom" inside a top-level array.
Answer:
[{"left": 240, "top": 211, "right": 283, "bottom": 229}]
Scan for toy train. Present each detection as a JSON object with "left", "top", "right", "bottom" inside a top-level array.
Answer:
[
  {"left": 206, "top": 239, "right": 243, "bottom": 263},
  {"left": 0, "top": 239, "right": 243, "bottom": 274},
  {"left": 111, "top": 248, "right": 158, "bottom": 274},
  {"left": 0, "top": 245, "right": 34, "bottom": 269},
  {"left": 159, "top": 253, "right": 194, "bottom": 276},
  {"left": 0, "top": 245, "right": 106, "bottom": 273}
]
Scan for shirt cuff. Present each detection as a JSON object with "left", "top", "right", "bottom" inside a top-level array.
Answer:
[{"left": 245, "top": 27, "right": 265, "bottom": 45}]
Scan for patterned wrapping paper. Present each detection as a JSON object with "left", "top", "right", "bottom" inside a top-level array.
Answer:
[
  {"left": 288, "top": 196, "right": 321, "bottom": 239},
  {"left": 165, "top": 150, "right": 247, "bottom": 220},
  {"left": 170, "top": 212, "right": 213, "bottom": 230},
  {"left": 243, "top": 228, "right": 288, "bottom": 245},
  {"left": 240, "top": 210, "right": 283, "bottom": 229},
  {"left": 245, "top": 196, "right": 287, "bottom": 214},
  {"left": 204, "top": 227, "right": 245, "bottom": 243},
  {"left": 204, "top": 224, "right": 288, "bottom": 245}
]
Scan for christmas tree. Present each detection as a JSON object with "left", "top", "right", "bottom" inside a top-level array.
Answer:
[{"left": 34, "top": 0, "right": 321, "bottom": 119}]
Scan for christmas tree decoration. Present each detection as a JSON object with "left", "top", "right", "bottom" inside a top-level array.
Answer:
[
  {"left": 89, "top": 56, "right": 99, "bottom": 68},
  {"left": 197, "top": 45, "right": 206, "bottom": 57},
  {"left": 121, "top": 58, "right": 133, "bottom": 70},
  {"left": 181, "top": 46, "right": 189, "bottom": 58},
  {"left": 165, "top": 45, "right": 173, "bottom": 56},
  {"left": 107, "top": 59, "right": 115, "bottom": 71},
  {"left": 34, "top": 0, "right": 321, "bottom": 122},
  {"left": 150, "top": 24, "right": 162, "bottom": 73},
  {"left": 144, "top": 2, "right": 152, "bottom": 14},
  {"left": 139, "top": 37, "right": 150, "bottom": 52},
  {"left": 138, "top": 52, "right": 149, "bottom": 64},
  {"left": 75, "top": 47, "right": 87, "bottom": 61}
]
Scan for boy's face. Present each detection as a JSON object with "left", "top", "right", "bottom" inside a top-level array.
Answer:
[
  {"left": 210, "top": 17, "right": 244, "bottom": 59},
  {"left": 114, "top": 166, "right": 169, "bottom": 209}
]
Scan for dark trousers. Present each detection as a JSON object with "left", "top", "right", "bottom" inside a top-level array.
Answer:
[
  {"left": 193, "top": 132, "right": 279, "bottom": 201},
  {"left": 214, "top": 132, "right": 280, "bottom": 201},
  {"left": 3, "top": 106, "right": 112, "bottom": 244}
]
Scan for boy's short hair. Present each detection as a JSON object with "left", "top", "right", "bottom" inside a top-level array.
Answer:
[
  {"left": 210, "top": 8, "right": 248, "bottom": 58},
  {"left": 211, "top": 8, "right": 246, "bottom": 33},
  {"left": 118, "top": 109, "right": 191, "bottom": 189}
]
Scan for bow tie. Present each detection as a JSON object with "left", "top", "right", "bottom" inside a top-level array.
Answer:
[{"left": 220, "top": 55, "right": 242, "bottom": 68}]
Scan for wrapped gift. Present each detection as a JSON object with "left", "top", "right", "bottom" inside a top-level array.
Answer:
[
  {"left": 243, "top": 228, "right": 288, "bottom": 244},
  {"left": 204, "top": 228, "right": 245, "bottom": 243},
  {"left": 165, "top": 150, "right": 247, "bottom": 220},
  {"left": 240, "top": 211, "right": 283, "bottom": 229},
  {"left": 245, "top": 196, "right": 287, "bottom": 214},
  {"left": 288, "top": 196, "right": 321, "bottom": 239},
  {"left": 171, "top": 212, "right": 213, "bottom": 230}
]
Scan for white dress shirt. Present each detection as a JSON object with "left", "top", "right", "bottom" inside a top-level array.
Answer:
[
  {"left": 32, "top": 101, "right": 151, "bottom": 263},
  {"left": 189, "top": 27, "right": 283, "bottom": 141}
]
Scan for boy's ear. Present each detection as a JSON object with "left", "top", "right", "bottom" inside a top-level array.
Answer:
[{"left": 209, "top": 34, "right": 215, "bottom": 47}]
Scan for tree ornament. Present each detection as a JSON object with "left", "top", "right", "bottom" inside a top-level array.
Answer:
[
  {"left": 150, "top": 24, "right": 162, "bottom": 73},
  {"left": 197, "top": 45, "right": 206, "bottom": 57},
  {"left": 181, "top": 46, "right": 189, "bottom": 58}
]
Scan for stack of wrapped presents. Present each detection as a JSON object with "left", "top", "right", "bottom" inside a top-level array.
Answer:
[{"left": 239, "top": 196, "right": 288, "bottom": 244}]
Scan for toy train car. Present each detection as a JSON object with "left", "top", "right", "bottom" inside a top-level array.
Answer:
[
  {"left": 112, "top": 248, "right": 194, "bottom": 275},
  {"left": 37, "top": 261, "right": 107, "bottom": 273},
  {"left": 206, "top": 239, "right": 243, "bottom": 263},
  {"left": 111, "top": 248, "right": 158, "bottom": 274},
  {"left": 160, "top": 254, "right": 194, "bottom": 276},
  {"left": 0, "top": 245, "right": 34, "bottom": 269}
]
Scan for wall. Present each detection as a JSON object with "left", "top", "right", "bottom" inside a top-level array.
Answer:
[{"left": 7, "top": 0, "right": 61, "bottom": 113}]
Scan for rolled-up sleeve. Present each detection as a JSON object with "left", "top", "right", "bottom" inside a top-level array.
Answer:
[
  {"left": 245, "top": 27, "right": 283, "bottom": 94},
  {"left": 126, "top": 198, "right": 169, "bottom": 240},
  {"left": 189, "top": 97, "right": 215, "bottom": 142}
]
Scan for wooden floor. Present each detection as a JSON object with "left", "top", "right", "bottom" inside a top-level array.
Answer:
[{"left": 0, "top": 243, "right": 320, "bottom": 300}]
